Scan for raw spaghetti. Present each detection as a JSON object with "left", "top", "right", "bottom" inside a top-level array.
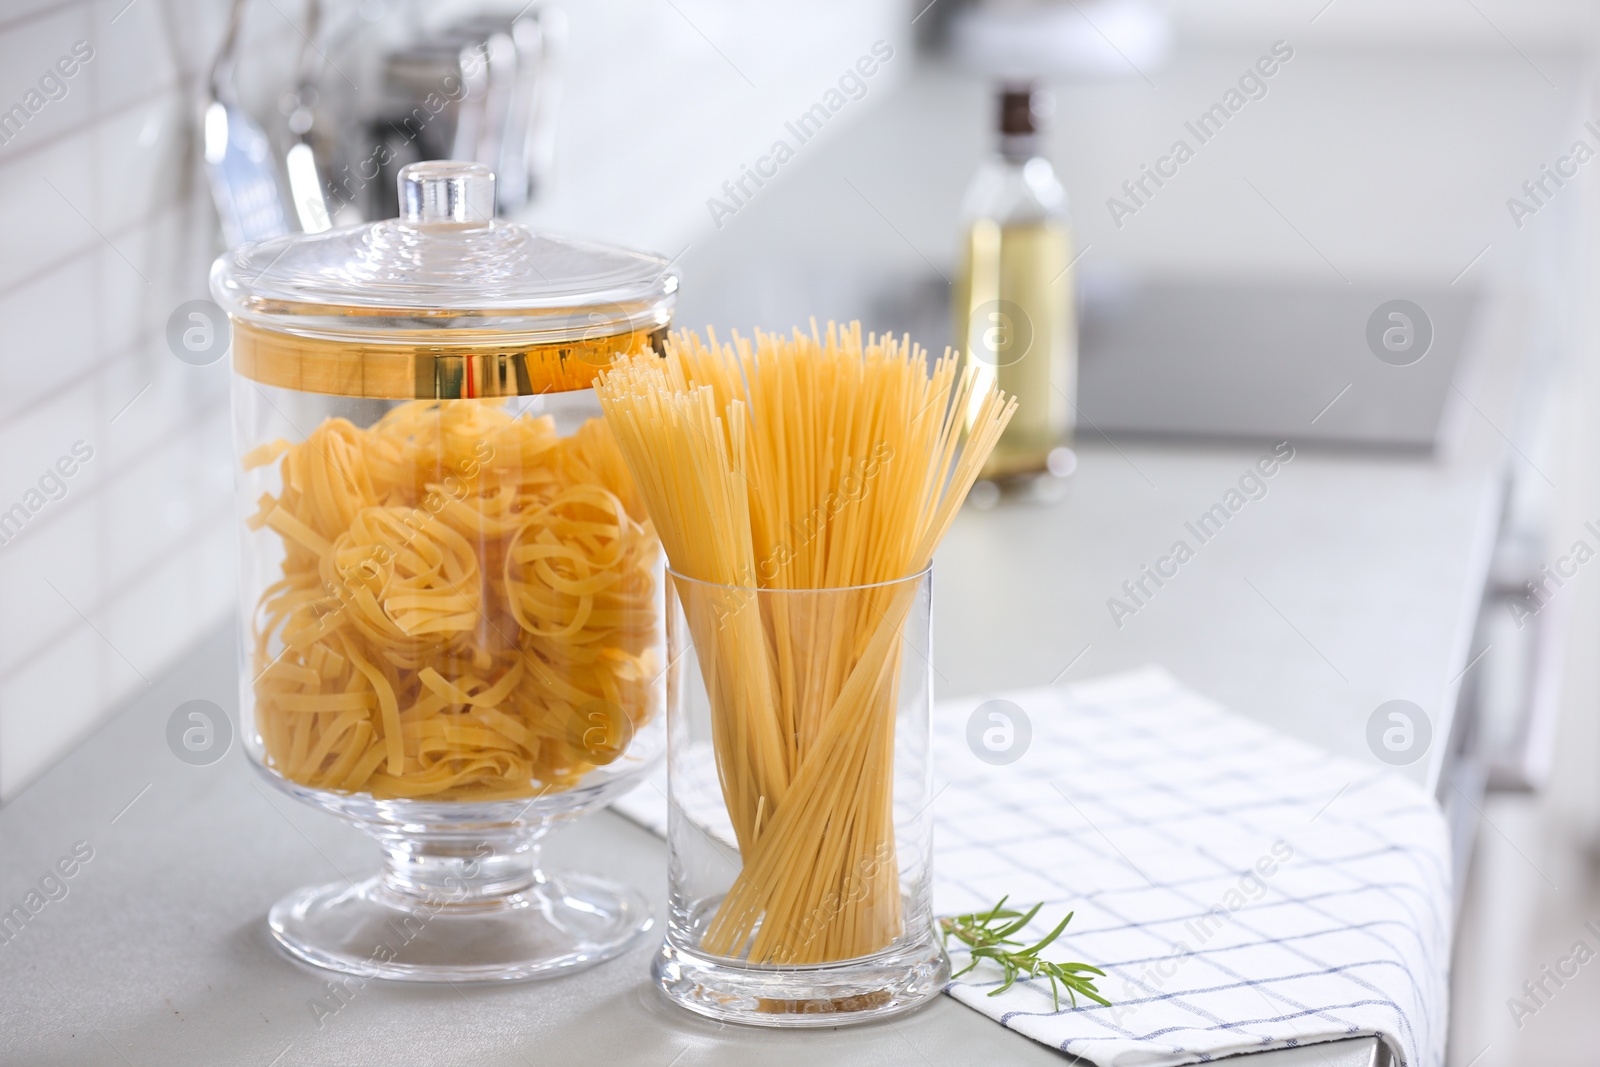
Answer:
[
  {"left": 245, "top": 399, "right": 661, "bottom": 801},
  {"left": 597, "top": 322, "right": 1014, "bottom": 963}
]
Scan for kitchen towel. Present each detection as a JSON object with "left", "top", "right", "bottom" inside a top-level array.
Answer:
[{"left": 612, "top": 666, "right": 1451, "bottom": 1067}]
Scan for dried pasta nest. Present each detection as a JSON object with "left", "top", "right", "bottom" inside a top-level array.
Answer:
[{"left": 246, "top": 400, "right": 660, "bottom": 801}]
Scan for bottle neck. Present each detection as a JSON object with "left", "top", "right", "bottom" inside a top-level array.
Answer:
[
  {"left": 999, "top": 132, "right": 1042, "bottom": 163},
  {"left": 997, "top": 84, "right": 1047, "bottom": 163}
]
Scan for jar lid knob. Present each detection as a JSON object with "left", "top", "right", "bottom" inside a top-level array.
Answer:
[{"left": 398, "top": 161, "right": 496, "bottom": 226}]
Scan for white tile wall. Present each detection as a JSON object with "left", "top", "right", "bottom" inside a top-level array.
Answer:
[
  {"left": 0, "top": 0, "right": 231, "bottom": 799},
  {"left": 0, "top": 0, "right": 909, "bottom": 800}
]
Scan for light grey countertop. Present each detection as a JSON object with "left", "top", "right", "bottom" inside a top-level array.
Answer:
[{"left": 0, "top": 625, "right": 1382, "bottom": 1067}]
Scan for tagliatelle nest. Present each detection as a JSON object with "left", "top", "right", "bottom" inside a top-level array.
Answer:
[{"left": 245, "top": 400, "right": 660, "bottom": 801}]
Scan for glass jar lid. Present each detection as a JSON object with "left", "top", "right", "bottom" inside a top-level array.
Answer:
[{"left": 211, "top": 161, "right": 677, "bottom": 399}]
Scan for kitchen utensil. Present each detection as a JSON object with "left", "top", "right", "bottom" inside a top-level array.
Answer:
[{"left": 203, "top": 0, "right": 289, "bottom": 248}]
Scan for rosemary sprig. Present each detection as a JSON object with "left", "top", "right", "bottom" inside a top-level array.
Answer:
[{"left": 939, "top": 896, "right": 1110, "bottom": 1012}]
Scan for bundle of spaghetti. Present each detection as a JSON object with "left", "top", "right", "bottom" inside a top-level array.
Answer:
[
  {"left": 596, "top": 322, "right": 1014, "bottom": 963},
  {"left": 245, "top": 399, "right": 661, "bottom": 801}
]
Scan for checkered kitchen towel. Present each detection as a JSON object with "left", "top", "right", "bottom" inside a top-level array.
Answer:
[{"left": 613, "top": 667, "right": 1451, "bottom": 1067}]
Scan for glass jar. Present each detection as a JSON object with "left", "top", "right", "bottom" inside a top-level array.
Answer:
[
  {"left": 655, "top": 568, "right": 947, "bottom": 1025},
  {"left": 212, "top": 160, "right": 676, "bottom": 982}
]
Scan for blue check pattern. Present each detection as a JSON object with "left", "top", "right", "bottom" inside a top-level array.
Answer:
[{"left": 614, "top": 667, "right": 1450, "bottom": 1067}]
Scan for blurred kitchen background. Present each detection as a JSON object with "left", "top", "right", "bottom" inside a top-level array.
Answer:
[{"left": 1, "top": 1, "right": 1598, "bottom": 1062}]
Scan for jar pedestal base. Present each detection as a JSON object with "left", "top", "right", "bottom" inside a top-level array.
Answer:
[{"left": 268, "top": 869, "right": 651, "bottom": 983}]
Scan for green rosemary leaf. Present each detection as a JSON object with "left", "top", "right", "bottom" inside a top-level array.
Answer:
[
  {"left": 992, "top": 900, "right": 1045, "bottom": 941},
  {"left": 939, "top": 898, "right": 1109, "bottom": 1012},
  {"left": 1023, "top": 911, "right": 1075, "bottom": 956}
]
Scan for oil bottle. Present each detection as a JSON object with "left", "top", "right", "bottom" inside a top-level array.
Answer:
[{"left": 953, "top": 85, "right": 1076, "bottom": 485}]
